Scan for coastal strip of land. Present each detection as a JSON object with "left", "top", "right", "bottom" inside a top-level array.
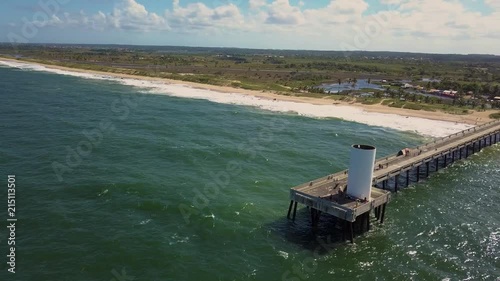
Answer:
[{"left": 0, "top": 57, "right": 490, "bottom": 137}]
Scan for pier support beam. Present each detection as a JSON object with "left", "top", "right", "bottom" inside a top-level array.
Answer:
[
  {"left": 366, "top": 211, "right": 371, "bottom": 231},
  {"left": 292, "top": 201, "right": 298, "bottom": 221},
  {"left": 426, "top": 162, "right": 430, "bottom": 177},
  {"left": 416, "top": 166, "right": 420, "bottom": 182},
  {"left": 287, "top": 200, "right": 294, "bottom": 219},
  {"left": 435, "top": 158, "right": 439, "bottom": 171},
  {"left": 349, "top": 222, "right": 354, "bottom": 243},
  {"left": 343, "top": 221, "right": 355, "bottom": 244},
  {"left": 406, "top": 170, "right": 410, "bottom": 187},
  {"left": 395, "top": 175, "right": 399, "bottom": 192},
  {"left": 444, "top": 153, "right": 447, "bottom": 167},
  {"left": 382, "top": 180, "right": 387, "bottom": 190},
  {"left": 310, "top": 209, "right": 321, "bottom": 229},
  {"left": 380, "top": 204, "right": 387, "bottom": 224},
  {"left": 459, "top": 147, "right": 462, "bottom": 159}
]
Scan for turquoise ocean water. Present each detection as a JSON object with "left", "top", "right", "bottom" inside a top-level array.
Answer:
[{"left": 0, "top": 65, "right": 499, "bottom": 280}]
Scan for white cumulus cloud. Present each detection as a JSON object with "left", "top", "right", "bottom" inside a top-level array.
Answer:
[{"left": 21, "top": 0, "right": 500, "bottom": 54}]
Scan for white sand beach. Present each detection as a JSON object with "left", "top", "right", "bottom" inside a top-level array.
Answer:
[{"left": 1, "top": 58, "right": 483, "bottom": 138}]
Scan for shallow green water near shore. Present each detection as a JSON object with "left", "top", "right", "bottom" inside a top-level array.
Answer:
[{"left": 0, "top": 66, "right": 499, "bottom": 280}]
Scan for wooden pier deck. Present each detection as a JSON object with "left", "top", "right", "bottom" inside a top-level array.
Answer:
[{"left": 287, "top": 119, "right": 500, "bottom": 242}]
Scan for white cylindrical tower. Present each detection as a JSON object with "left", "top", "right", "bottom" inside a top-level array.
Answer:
[{"left": 346, "top": 144, "right": 376, "bottom": 201}]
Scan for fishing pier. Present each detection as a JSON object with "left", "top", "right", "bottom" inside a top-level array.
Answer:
[{"left": 286, "top": 119, "right": 500, "bottom": 243}]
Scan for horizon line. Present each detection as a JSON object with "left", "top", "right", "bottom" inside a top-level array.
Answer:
[{"left": 1, "top": 42, "right": 499, "bottom": 57}]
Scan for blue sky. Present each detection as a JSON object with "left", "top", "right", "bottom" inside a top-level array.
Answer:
[{"left": 1, "top": 0, "right": 499, "bottom": 54}]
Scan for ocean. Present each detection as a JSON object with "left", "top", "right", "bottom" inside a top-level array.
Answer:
[{"left": 0, "top": 64, "right": 498, "bottom": 280}]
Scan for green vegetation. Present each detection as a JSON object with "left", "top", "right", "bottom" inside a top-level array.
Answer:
[
  {"left": 490, "top": 112, "right": 500, "bottom": 119},
  {"left": 403, "top": 103, "right": 426, "bottom": 111},
  {"left": 1, "top": 43, "right": 500, "bottom": 118},
  {"left": 359, "top": 98, "right": 383, "bottom": 105}
]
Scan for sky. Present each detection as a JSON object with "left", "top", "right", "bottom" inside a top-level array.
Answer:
[{"left": 1, "top": 0, "right": 499, "bottom": 54}]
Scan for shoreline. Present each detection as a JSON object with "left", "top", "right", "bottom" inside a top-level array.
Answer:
[{"left": 0, "top": 57, "right": 488, "bottom": 137}]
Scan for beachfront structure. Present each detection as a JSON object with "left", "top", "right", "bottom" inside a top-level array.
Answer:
[
  {"left": 442, "top": 90, "right": 458, "bottom": 97},
  {"left": 346, "top": 145, "right": 376, "bottom": 201},
  {"left": 287, "top": 119, "right": 500, "bottom": 243}
]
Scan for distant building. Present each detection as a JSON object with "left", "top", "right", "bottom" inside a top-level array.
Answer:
[{"left": 442, "top": 90, "right": 457, "bottom": 97}]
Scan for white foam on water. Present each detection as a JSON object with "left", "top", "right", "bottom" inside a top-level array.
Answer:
[
  {"left": 277, "top": 250, "right": 289, "bottom": 259},
  {"left": 0, "top": 59, "right": 114, "bottom": 80},
  {"left": 0, "top": 59, "right": 473, "bottom": 137}
]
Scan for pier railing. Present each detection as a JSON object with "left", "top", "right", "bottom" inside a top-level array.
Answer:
[
  {"left": 416, "top": 119, "right": 500, "bottom": 150},
  {"left": 292, "top": 119, "right": 500, "bottom": 191}
]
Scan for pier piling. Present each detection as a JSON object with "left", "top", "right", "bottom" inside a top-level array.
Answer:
[
  {"left": 406, "top": 170, "right": 410, "bottom": 187},
  {"left": 380, "top": 204, "right": 386, "bottom": 224},
  {"left": 416, "top": 166, "right": 420, "bottom": 182},
  {"left": 292, "top": 201, "right": 298, "bottom": 221},
  {"left": 287, "top": 200, "right": 293, "bottom": 219}
]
